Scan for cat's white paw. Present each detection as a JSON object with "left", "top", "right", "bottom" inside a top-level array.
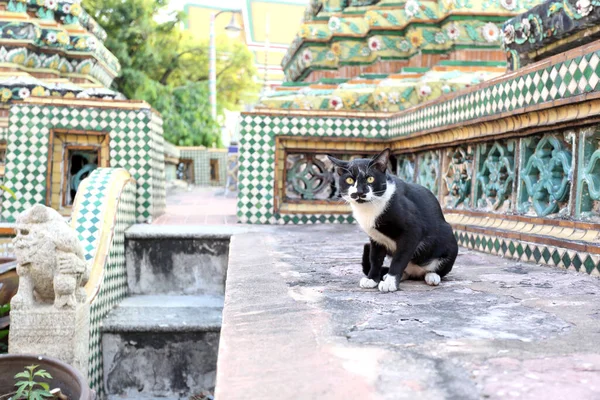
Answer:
[
  {"left": 425, "top": 273, "right": 441, "bottom": 286},
  {"left": 359, "top": 277, "right": 378, "bottom": 289},
  {"left": 378, "top": 274, "right": 399, "bottom": 292}
]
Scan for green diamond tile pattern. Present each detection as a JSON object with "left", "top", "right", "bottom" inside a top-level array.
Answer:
[
  {"left": 73, "top": 168, "right": 137, "bottom": 398},
  {"left": 388, "top": 51, "right": 600, "bottom": 137},
  {"left": 454, "top": 229, "right": 600, "bottom": 276},
  {"left": 237, "top": 115, "right": 386, "bottom": 224},
  {"left": 1, "top": 104, "right": 165, "bottom": 223}
]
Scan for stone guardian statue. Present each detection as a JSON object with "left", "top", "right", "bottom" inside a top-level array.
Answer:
[{"left": 9, "top": 204, "right": 91, "bottom": 377}]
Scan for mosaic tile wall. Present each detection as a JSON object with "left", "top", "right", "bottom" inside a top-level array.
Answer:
[
  {"left": 238, "top": 115, "right": 386, "bottom": 224},
  {"left": 238, "top": 42, "right": 600, "bottom": 274},
  {"left": 179, "top": 148, "right": 229, "bottom": 187},
  {"left": 70, "top": 168, "right": 136, "bottom": 398},
  {"left": 388, "top": 46, "right": 600, "bottom": 138},
  {"left": 1, "top": 103, "right": 165, "bottom": 223}
]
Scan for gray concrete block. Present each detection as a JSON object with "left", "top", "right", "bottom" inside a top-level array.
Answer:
[
  {"left": 126, "top": 233, "right": 230, "bottom": 296},
  {"left": 103, "top": 331, "right": 219, "bottom": 399},
  {"left": 102, "top": 295, "right": 222, "bottom": 399}
]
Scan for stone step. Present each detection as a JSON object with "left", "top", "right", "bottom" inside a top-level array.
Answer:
[
  {"left": 102, "top": 294, "right": 223, "bottom": 399},
  {"left": 124, "top": 225, "right": 247, "bottom": 296}
]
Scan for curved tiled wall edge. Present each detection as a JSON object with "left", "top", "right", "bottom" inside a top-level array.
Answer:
[
  {"left": 71, "top": 168, "right": 135, "bottom": 302},
  {"left": 69, "top": 167, "right": 137, "bottom": 395}
]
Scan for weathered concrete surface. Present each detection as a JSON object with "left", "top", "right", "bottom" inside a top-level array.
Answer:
[
  {"left": 125, "top": 225, "right": 234, "bottom": 296},
  {"left": 102, "top": 295, "right": 222, "bottom": 399},
  {"left": 216, "top": 225, "right": 600, "bottom": 400}
]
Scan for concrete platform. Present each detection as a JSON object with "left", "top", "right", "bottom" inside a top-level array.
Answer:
[{"left": 216, "top": 224, "right": 600, "bottom": 400}]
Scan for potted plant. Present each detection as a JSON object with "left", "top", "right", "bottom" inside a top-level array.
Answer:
[
  {"left": 0, "top": 355, "right": 94, "bottom": 400},
  {"left": 0, "top": 243, "right": 18, "bottom": 354}
]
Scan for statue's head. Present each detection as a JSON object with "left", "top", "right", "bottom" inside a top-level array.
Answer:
[{"left": 13, "top": 205, "right": 84, "bottom": 265}]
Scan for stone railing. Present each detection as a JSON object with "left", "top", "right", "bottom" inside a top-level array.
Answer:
[
  {"left": 7, "top": 168, "right": 136, "bottom": 398},
  {"left": 239, "top": 39, "right": 600, "bottom": 276}
]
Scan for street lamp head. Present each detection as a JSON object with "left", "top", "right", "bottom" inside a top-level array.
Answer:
[{"left": 225, "top": 14, "right": 242, "bottom": 38}]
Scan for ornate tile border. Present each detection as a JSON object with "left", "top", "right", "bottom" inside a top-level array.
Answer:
[
  {"left": 70, "top": 168, "right": 136, "bottom": 397},
  {"left": 1, "top": 103, "right": 165, "bottom": 223},
  {"left": 388, "top": 44, "right": 600, "bottom": 137},
  {"left": 455, "top": 229, "right": 600, "bottom": 276}
]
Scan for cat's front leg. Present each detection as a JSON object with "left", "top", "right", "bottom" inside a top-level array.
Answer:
[
  {"left": 360, "top": 240, "right": 386, "bottom": 289},
  {"left": 379, "top": 240, "right": 418, "bottom": 293}
]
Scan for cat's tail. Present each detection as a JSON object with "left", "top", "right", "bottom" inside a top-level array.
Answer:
[{"left": 362, "top": 243, "right": 389, "bottom": 277}]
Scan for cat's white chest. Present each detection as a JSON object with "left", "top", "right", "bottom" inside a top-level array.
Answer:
[{"left": 351, "top": 189, "right": 397, "bottom": 253}]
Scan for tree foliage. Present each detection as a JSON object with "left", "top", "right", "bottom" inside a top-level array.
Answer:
[{"left": 82, "top": 0, "right": 260, "bottom": 146}]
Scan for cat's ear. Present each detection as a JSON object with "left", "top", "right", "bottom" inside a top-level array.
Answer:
[
  {"left": 327, "top": 155, "right": 349, "bottom": 175},
  {"left": 369, "top": 148, "right": 390, "bottom": 173}
]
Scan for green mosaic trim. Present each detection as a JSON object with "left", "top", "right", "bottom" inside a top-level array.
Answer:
[
  {"left": 389, "top": 50, "right": 600, "bottom": 136},
  {"left": 454, "top": 229, "right": 600, "bottom": 275},
  {"left": 72, "top": 168, "right": 136, "bottom": 397},
  {"left": 1, "top": 104, "right": 164, "bottom": 223}
]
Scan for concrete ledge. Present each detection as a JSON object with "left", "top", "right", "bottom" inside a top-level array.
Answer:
[
  {"left": 216, "top": 225, "right": 600, "bottom": 399},
  {"left": 126, "top": 224, "right": 251, "bottom": 240},
  {"left": 102, "top": 295, "right": 223, "bottom": 333}
]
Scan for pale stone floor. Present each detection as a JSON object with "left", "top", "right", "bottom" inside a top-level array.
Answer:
[
  {"left": 153, "top": 184, "right": 237, "bottom": 225},
  {"left": 218, "top": 224, "right": 600, "bottom": 400},
  {"left": 154, "top": 187, "right": 600, "bottom": 399}
]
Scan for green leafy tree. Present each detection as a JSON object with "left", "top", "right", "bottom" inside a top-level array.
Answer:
[{"left": 83, "top": 0, "right": 260, "bottom": 146}]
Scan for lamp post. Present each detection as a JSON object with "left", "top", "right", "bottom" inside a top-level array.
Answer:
[{"left": 209, "top": 9, "right": 242, "bottom": 121}]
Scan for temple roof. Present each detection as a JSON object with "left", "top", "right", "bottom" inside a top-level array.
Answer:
[
  {"left": 0, "top": 0, "right": 121, "bottom": 102},
  {"left": 257, "top": 0, "right": 545, "bottom": 111}
]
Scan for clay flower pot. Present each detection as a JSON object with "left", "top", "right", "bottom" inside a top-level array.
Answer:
[{"left": 0, "top": 354, "right": 95, "bottom": 400}]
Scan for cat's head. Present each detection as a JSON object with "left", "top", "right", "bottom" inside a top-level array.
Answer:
[{"left": 327, "top": 148, "right": 391, "bottom": 204}]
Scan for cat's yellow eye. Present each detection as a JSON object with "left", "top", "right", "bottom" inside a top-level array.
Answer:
[
  {"left": 367, "top": 176, "right": 375, "bottom": 183},
  {"left": 346, "top": 177, "right": 354, "bottom": 185}
]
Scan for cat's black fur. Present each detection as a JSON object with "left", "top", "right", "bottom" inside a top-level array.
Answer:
[{"left": 328, "top": 148, "right": 458, "bottom": 291}]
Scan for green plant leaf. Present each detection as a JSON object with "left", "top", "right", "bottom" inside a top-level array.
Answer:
[
  {"left": 37, "top": 383, "right": 50, "bottom": 391},
  {"left": 33, "top": 370, "right": 52, "bottom": 379},
  {"left": 0, "top": 329, "right": 8, "bottom": 340},
  {"left": 31, "top": 389, "right": 53, "bottom": 399},
  {"left": 14, "top": 371, "right": 31, "bottom": 380},
  {"left": 14, "top": 384, "right": 26, "bottom": 399}
]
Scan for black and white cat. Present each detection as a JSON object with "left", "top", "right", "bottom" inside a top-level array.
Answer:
[{"left": 328, "top": 149, "right": 458, "bottom": 292}]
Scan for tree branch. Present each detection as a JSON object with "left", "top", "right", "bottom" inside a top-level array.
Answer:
[{"left": 159, "top": 48, "right": 206, "bottom": 85}]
